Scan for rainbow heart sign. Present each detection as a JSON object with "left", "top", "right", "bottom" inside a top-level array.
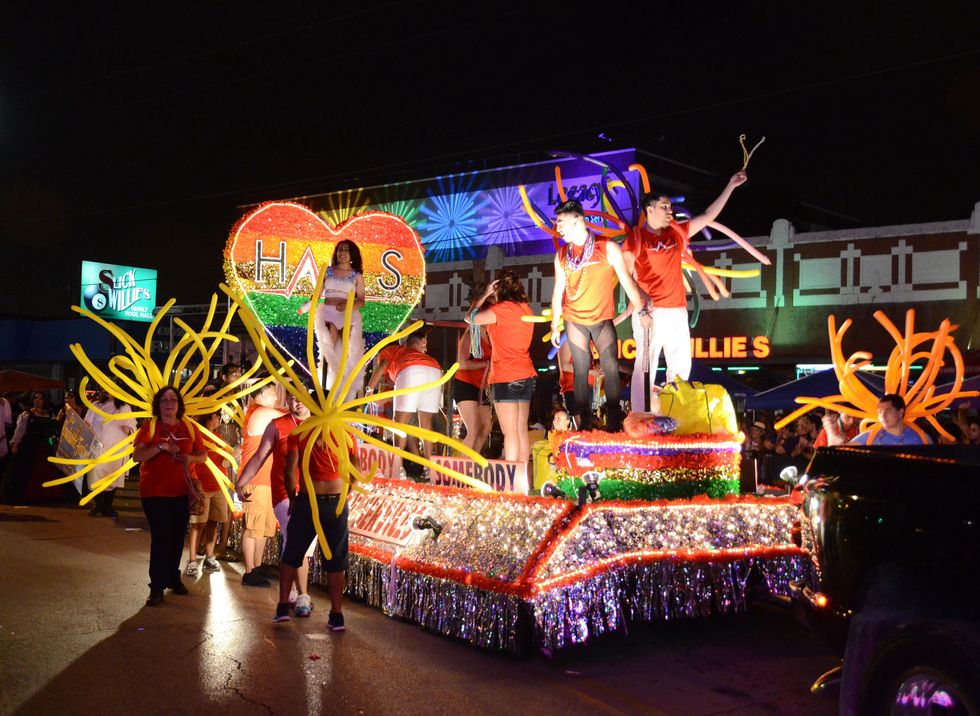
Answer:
[{"left": 224, "top": 201, "right": 425, "bottom": 377}]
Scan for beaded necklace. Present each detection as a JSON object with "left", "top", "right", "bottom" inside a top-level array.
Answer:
[
  {"left": 563, "top": 233, "right": 595, "bottom": 272},
  {"left": 562, "top": 234, "right": 597, "bottom": 301}
]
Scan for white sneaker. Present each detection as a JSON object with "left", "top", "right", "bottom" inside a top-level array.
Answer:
[
  {"left": 185, "top": 561, "right": 199, "bottom": 577},
  {"left": 294, "top": 594, "right": 313, "bottom": 618}
]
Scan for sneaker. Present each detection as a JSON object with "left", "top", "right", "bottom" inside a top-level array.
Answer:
[
  {"left": 185, "top": 561, "right": 199, "bottom": 577},
  {"left": 256, "top": 564, "right": 277, "bottom": 580},
  {"left": 294, "top": 594, "right": 313, "bottom": 618},
  {"left": 202, "top": 556, "right": 220, "bottom": 573},
  {"left": 273, "top": 602, "right": 291, "bottom": 623},
  {"left": 103, "top": 509, "right": 119, "bottom": 518},
  {"left": 241, "top": 570, "right": 269, "bottom": 587},
  {"left": 327, "top": 611, "right": 345, "bottom": 632},
  {"left": 145, "top": 590, "right": 164, "bottom": 607},
  {"left": 169, "top": 581, "right": 189, "bottom": 595}
]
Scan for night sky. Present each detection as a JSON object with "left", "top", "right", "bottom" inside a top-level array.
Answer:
[{"left": 2, "top": 2, "right": 978, "bottom": 320}]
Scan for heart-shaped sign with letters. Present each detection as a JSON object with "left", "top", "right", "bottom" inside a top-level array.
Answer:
[{"left": 224, "top": 201, "right": 425, "bottom": 377}]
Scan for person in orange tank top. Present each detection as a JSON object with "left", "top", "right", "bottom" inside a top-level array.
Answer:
[
  {"left": 234, "top": 379, "right": 286, "bottom": 587},
  {"left": 623, "top": 171, "right": 747, "bottom": 411},
  {"left": 550, "top": 199, "right": 644, "bottom": 432},
  {"left": 466, "top": 269, "right": 537, "bottom": 469}
]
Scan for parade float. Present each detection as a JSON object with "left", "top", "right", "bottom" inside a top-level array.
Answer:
[{"left": 52, "top": 150, "right": 974, "bottom": 655}]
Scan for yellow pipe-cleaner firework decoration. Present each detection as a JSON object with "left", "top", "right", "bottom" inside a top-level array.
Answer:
[
  {"left": 45, "top": 294, "right": 279, "bottom": 510},
  {"left": 220, "top": 264, "right": 490, "bottom": 560}
]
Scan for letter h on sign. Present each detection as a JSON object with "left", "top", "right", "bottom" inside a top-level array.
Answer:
[{"left": 255, "top": 240, "right": 287, "bottom": 284}]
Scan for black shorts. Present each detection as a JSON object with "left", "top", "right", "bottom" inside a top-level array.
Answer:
[
  {"left": 492, "top": 376, "right": 536, "bottom": 403},
  {"left": 454, "top": 379, "right": 490, "bottom": 406},
  {"left": 280, "top": 494, "right": 349, "bottom": 572}
]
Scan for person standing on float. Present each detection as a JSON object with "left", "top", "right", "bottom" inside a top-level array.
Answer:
[
  {"left": 622, "top": 171, "right": 747, "bottom": 412},
  {"left": 297, "top": 240, "right": 366, "bottom": 400},
  {"left": 550, "top": 199, "right": 645, "bottom": 432}
]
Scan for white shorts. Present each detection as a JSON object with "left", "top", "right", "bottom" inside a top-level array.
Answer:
[{"left": 393, "top": 365, "right": 443, "bottom": 414}]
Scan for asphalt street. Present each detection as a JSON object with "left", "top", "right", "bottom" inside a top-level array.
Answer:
[{"left": 0, "top": 503, "right": 839, "bottom": 716}]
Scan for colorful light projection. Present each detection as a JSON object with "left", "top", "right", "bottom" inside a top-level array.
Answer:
[
  {"left": 418, "top": 173, "right": 490, "bottom": 262},
  {"left": 303, "top": 149, "right": 640, "bottom": 262},
  {"left": 224, "top": 202, "right": 425, "bottom": 377}
]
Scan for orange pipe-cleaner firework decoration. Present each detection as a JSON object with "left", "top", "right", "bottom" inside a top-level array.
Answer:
[{"left": 774, "top": 309, "right": 979, "bottom": 443}]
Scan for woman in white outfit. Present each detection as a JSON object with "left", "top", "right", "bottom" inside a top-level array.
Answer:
[
  {"left": 297, "top": 240, "right": 366, "bottom": 400},
  {"left": 85, "top": 394, "right": 137, "bottom": 517}
]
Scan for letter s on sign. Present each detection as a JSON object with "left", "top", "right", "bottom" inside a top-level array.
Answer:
[{"left": 377, "top": 249, "right": 403, "bottom": 292}]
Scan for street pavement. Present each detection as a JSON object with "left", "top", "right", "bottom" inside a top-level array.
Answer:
[{"left": 0, "top": 503, "right": 839, "bottom": 716}]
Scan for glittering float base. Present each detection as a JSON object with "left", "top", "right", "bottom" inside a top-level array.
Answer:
[
  {"left": 301, "top": 478, "right": 809, "bottom": 653},
  {"left": 530, "top": 554, "right": 810, "bottom": 652}
]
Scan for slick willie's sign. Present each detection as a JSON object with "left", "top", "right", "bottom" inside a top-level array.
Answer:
[{"left": 80, "top": 260, "right": 157, "bottom": 323}]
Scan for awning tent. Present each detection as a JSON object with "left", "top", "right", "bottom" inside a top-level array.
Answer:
[
  {"left": 745, "top": 368, "right": 885, "bottom": 411},
  {"left": 0, "top": 370, "right": 65, "bottom": 394}
]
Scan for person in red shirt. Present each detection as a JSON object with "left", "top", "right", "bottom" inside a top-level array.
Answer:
[
  {"left": 274, "top": 420, "right": 355, "bottom": 631},
  {"left": 184, "top": 410, "right": 229, "bottom": 577},
  {"left": 550, "top": 199, "right": 644, "bottom": 432},
  {"left": 814, "top": 409, "right": 859, "bottom": 447},
  {"left": 365, "top": 332, "right": 443, "bottom": 462},
  {"left": 454, "top": 310, "right": 492, "bottom": 454},
  {"left": 235, "top": 380, "right": 285, "bottom": 587},
  {"left": 622, "top": 171, "right": 747, "bottom": 412},
  {"left": 467, "top": 268, "right": 537, "bottom": 467},
  {"left": 132, "top": 386, "right": 206, "bottom": 607}
]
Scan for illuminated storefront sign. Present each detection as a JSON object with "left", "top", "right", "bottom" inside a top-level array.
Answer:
[
  {"left": 613, "top": 336, "right": 772, "bottom": 361},
  {"left": 80, "top": 261, "right": 157, "bottom": 323}
]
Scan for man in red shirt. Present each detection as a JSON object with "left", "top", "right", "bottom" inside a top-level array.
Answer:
[
  {"left": 623, "top": 171, "right": 747, "bottom": 412},
  {"left": 274, "top": 420, "right": 354, "bottom": 631},
  {"left": 366, "top": 332, "right": 443, "bottom": 463}
]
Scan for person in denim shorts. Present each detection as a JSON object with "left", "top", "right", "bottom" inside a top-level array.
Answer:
[{"left": 466, "top": 268, "right": 536, "bottom": 468}]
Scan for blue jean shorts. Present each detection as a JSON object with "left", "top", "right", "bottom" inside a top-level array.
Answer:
[{"left": 492, "top": 376, "right": 536, "bottom": 403}]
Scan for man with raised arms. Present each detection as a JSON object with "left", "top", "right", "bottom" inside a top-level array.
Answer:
[{"left": 622, "top": 171, "right": 747, "bottom": 412}]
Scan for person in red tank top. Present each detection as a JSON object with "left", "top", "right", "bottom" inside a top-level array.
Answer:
[
  {"left": 183, "top": 410, "right": 230, "bottom": 577},
  {"left": 454, "top": 290, "right": 493, "bottom": 454},
  {"left": 467, "top": 269, "right": 537, "bottom": 470},
  {"left": 550, "top": 199, "right": 644, "bottom": 432},
  {"left": 623, "top": 171, "right": 747, "bottom": 412}
]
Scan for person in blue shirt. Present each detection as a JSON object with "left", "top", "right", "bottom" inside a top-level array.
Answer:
[{"left": 850, "top": 394, "right": 931, "bottom": 446}]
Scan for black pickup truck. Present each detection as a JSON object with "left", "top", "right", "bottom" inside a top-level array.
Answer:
[{"left": 789, "top": 445, "right": 980, "bottom": 715}]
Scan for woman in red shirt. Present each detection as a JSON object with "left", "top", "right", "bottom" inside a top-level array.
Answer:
[
  {"left": 133, "top": 387, "right": 206, "bottom": 606},
  {"left": 466, "top": 268, "right": 536, "bottom": 467}
]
